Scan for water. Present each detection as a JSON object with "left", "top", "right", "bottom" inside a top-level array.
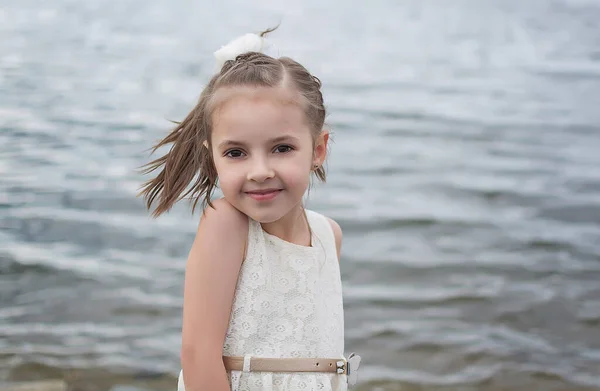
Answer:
[{"left": 2, "top": 0, "right": 600, "bottom": 390}]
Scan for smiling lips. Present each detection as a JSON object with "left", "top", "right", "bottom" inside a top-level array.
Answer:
[{"left": 245, "top": 189, "right": 282, "bottom": 201}]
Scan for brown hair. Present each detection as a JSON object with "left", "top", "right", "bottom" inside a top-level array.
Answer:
[{"left": 139, "top": 28, "right": 328, "bottom": 217}]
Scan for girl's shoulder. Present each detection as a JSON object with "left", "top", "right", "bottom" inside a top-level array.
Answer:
[
  {"left": 199, "top": 197, "right": 249, "bottom": 255},
  {"left": 201, "top": 198, "right": 248, "bottom": 231}
]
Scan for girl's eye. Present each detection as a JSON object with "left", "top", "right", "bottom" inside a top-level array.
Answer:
[
  {"left": 274, "top": 145, "right": 293, "bottom": 153},
  {"left": 225, "top": 149, "right": 244, "bottom": 158}
]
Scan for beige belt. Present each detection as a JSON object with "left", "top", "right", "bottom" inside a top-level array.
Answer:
[
  {"left": 223, "top": 356, "right": 345, "bottom": 374},
  {"left": 222, "top": 353, "right": 361, "bottom": 385}
]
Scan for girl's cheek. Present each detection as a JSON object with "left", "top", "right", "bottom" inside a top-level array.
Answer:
[{"left": 286, "top": 165, "right": 311, "bottom": 187}]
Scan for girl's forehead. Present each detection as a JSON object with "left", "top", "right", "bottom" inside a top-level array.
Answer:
[{"left": 211, "top": 87, "right": 311, "bottom": 137}]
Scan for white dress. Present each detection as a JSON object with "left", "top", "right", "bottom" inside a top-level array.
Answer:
[{"left": 178, "top": 209, "right": 347, "bottom": 391}]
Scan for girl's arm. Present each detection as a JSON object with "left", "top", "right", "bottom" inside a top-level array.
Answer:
[{"left": 180, "top": 198, "right": 248, "bottom": 391}]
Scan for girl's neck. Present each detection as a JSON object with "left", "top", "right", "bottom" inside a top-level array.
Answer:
[{"left": 260, "top": 204, "right": 311, "bottom": 247}]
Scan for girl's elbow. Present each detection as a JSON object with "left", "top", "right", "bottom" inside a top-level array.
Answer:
[
  {"left": 180, "top": 344, "right": 193, "bottom": 369},
  {"left": 180, "top": 343, "right": 221, "bottom": 369},
  {"left": 180, "top": 346, "right": 229, "bottom": 391},
  {"left": 180, "top": 344, "right": 201, "bottom": 369}
]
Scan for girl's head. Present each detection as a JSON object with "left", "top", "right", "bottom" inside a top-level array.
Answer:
[{"left": 140, "top": 29, "right": 329, "bottom": 222}]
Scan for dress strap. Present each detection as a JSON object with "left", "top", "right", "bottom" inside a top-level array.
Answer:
[
  {"left": 305, "top": 210, "right": 337, "bottom": 258},
  {"left": 243, "top": 217, "right": 264, "bottom": 264}
]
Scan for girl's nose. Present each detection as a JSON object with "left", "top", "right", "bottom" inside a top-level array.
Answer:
[{"left": 247, "top": 158, "right": 275, "bottom": 182}]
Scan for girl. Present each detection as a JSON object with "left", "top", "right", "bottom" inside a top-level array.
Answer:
[{"left": 139, "top": 28, "right": 360, "bottom": 391}]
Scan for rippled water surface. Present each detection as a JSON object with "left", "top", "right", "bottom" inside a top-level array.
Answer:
[{"left": 2, "top": 0, "right": 600, "bottom": 390}]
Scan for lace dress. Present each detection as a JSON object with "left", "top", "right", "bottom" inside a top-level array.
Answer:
[{"left": 178, "top": 209, "right": 347, "bottom": 391}]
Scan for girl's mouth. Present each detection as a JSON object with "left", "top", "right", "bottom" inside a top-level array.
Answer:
[{"left": 245, "top": 189, "right": 282, "bottom": 201}]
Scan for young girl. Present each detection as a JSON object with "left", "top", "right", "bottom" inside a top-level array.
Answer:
[{"left": 140, "top": 28, "right": 360, "bottom": 391}]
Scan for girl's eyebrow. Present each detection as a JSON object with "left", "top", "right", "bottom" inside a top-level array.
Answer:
[{"left": 217, "top": 135, "right": 300, "bottom": 149}]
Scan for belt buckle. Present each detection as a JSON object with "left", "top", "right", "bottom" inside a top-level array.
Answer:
[
  {"left": 336, "top": 352, "right": 361, "bottom": 385},
  {"left": 335, "top": 359, "right": 345, "bottom": 374}
]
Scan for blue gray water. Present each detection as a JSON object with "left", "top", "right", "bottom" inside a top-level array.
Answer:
[{"left": 2, "top": 0, "right": 600, "bottom": 390}]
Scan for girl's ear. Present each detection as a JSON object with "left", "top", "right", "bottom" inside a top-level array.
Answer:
[
  {"left": 313, "top": 130, "right": 329, "bottom": 167},
  {"left": 203, "top": 140, "right": 209, "bottom": 149}
]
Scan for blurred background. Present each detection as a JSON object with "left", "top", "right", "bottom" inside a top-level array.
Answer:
[{"left": 1, "top": 0, "right": 600, "bottom": 390}]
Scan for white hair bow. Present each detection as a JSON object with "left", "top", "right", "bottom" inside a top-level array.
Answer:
[{"left": 214, "top": 33, "right": 268, "bottom": 70}]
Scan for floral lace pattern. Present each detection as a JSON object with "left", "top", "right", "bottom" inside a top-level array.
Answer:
[
  {"left": 177, "top": 210, "right": 346, "bottom": 391},
  {"left": 224, "top": 210, "right": 346, "bottom": 391}
]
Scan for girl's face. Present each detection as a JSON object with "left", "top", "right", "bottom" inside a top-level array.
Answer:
[{"left": 210, "top": 87, "right": 328, "bottom": 223}]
